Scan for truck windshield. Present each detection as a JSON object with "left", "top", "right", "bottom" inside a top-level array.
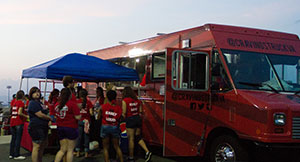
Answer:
[{"left": 222, "top": 50, "right": 300, "bottom": 92}]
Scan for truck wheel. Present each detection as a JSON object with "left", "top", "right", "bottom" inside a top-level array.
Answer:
[{"left": 209, "top": 135, "right": 248, "bottom": 162}]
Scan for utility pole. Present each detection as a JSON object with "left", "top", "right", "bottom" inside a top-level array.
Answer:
[{"left": 6, "top": 85, "right": 11, "bottom": 104}]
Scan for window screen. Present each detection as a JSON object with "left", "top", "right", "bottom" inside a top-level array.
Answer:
[
  {"left": 152, "top": 53, "right": 166, "bottom": 79},
  {"left": 172, "top": 51, "right": 208, "bottom": 90}
]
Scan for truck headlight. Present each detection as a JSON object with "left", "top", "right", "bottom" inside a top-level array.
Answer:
[{"left": 274, "top": 113, "right": 286, "bottom": 126}]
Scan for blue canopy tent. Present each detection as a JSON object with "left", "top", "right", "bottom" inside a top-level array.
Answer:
[
  {"left": 22, "top": 53, "right": 139, "bottom": 81},
  {"left": 20, "top": 53, "right": 139, "bottom": 94}
]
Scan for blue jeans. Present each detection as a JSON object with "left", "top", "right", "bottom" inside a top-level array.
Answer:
[
  {"left": 100, "top": 125, "right": 120, "bottom": 138},
  {"left": 75, "top": 121, "right": 90, "bottom": 152},
  {"left": 10, "top": 125, "right": 24, "bottom": 157}
]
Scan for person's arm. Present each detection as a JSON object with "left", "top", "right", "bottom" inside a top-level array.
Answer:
[
  {"left": 74, "top": 115, "right": 81, "bottom": 120},
  {"left": 35, "top": 111, "right": 51, "bottom": 121},
  {"left": 88, "top": 101, "right": 94, "bottom": 116},
  {"left": 96, "top": 108, "right": 102, "bottom": 120},
  {"left": 77, "top": 103, "right": 82, "bottom": 110},
  {"left": 122, "top": 100, "right": 127, "bottom": 118},
  {"left": 89, "top": 107, "right": 94, "bottom": 116},
  {"left": 18, "top": 107, "right": 29, "bottom": 119},
  {"left": 72, "top": 102, "right": 81, "bottom": 120},
  {"left": 139, "top": 104, "right": 143, "bottom": 115}
]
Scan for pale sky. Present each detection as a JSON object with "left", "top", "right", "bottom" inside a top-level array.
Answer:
[{"left": 0, "top": 0, "right": 300, "bottom": 103}]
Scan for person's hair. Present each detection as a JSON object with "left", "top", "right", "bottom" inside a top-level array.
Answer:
[
  {"left": 76, "top": 86, "right": 82, "bottom": 99},
  {"left": 107, "top": 90, "right": 117, "bottom": 102},
  {"left": 79, "top": 89, "right": 88, "bottom": 109},
  {"left": 48, "top": 89, "right": 59, "bottom": 103},
  {"left": 16, "top": 90, "right": 25, "bottom": 100},
  {"left": 24, "top": 94, "right": 29, "bottom": 100},
  {"left": 63, "top": 76, "right": 73, "bottom": 88},
  {"left": 122, "top": 86, "right": 137, "bottom": 100},
  {"left": 12, "top": 94, "right": 16, "bottom": 99},
  {"left": 29, "top": 87, "right": 40, "bottom": 100},
  {"left": 96, "top": 87, "right": 104, "bottom": 99},
  {"left": 70, "top": 87, "right": 75, "bottom": 94},
  {"left": 58, "top": 88, "right": 71, "bottom": 110}
]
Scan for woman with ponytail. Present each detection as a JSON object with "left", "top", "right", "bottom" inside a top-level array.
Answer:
[
  {"left": 90, "top": 87, "right": 105, "bottom": 149},
  {"left": 48, "top": 89, "right": 59, "bottom": 122},
  {"left": 75, "top": 89, "right": 93, "bottom": 158},
  {"left": 100, "top": 90, "right": 123, "bottom": 162},
  {"left": 54, "top": 88, "right": 81, "bottom": 162},
  {"left": 122, "top": 86, "right": 152, "bottom": 162}
]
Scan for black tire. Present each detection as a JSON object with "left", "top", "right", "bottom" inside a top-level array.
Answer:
[{"left": 209, "top": 135, "right": 248, "bottom": 162}]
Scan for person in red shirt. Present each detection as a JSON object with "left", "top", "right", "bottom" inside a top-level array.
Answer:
[
  {"left": 9, "top": 94, "right": 16, "bottom": 115},
  {"left": 48, "top": 89, "right": 59, "bottom": 122},
  {"left": 100, "top": 90, "right": 123, "bottom": 162},
  {"left": 94, "top": 87, "right": 105, "bottom": 118},
  {"left": 10, "top": 94, "right": 16, "bottom": 108},
  {"left": 90, "top": 87, "right": 105, "bottom": 148},
  {"left": 9, "top": 90, "right": 28, "bottom": 160},
  {"left": 23, "top": 94, "right": 29, "bottom": 110},
  {"left": 122, "top": 87, "right": 152, "bottom": 162},
  {"left": 23, "top": 94, "right": 30, "bottom": 122},
  {"left": 54, "top": 88, "right": 81, "bottom": 162},
  {"left": 75, "top": 89, "right": 93, "bottom": 158}
]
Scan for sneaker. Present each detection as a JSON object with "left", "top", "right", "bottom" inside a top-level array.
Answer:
[
  {"left": 74, "top": 151, "right": 80, "bottom": 157},
  {"left": 84, "top": 152, "right": 92, "bottom": 158},
  {"left": 14, "top": 156, "right": 26, "bottom": 160},
  {"left": 145, "top": 152, "right": 152, "bottom": 162},
  {"left": 127, "top": 157, "right": 135, "bottom": 162},
  {"left": 9, "top": 155, "right": 13, "bottom": 159}
]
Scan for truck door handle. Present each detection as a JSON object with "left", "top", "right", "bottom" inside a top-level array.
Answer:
[{"left": 168, "top": 119, "right": 176, "bottom": 126}]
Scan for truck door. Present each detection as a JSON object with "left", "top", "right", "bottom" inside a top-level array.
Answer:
[{"left": 164, "top": 48, "right": 211, "bottom": 156}]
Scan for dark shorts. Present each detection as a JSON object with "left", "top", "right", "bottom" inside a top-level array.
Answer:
[
  {"left": 28, "top": 126, "right": 48, "bottom": 144},
  {"left": 57, "top": 126, "right": 78, "bottom": 140},
  {"left": 126, "top": 115, "right": 142, "bottom": 129},
  {"left": 100, "top": 125, "right": 120, "bottom": 138}
]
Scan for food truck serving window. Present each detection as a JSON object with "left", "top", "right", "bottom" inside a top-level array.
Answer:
[
  {"left": 152, "top": 52, "right": 166, "bottom": 80},
  {"left": 172, "top": 50, "right": 208, "bottom": 90},
  {"left": 110, "top": 56, "right": 147, "bottom": 87}
]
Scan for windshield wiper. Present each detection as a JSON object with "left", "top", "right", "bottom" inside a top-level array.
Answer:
[
  {"left": 263, "top": 84, "right": 279, "bottom": 93},
  {"left": 238, "top": 82, "right": 279, "bottom": 93},
  {"left": 295, "top": 91, "right": 300, "bottom": 95},
  {"left": 238, "top": 82, "right": 261, "bottom": 87}
]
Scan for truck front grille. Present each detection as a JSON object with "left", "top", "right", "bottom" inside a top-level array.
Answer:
[{"left": 292, "top": 117, "right": 300, "bottom": 139}]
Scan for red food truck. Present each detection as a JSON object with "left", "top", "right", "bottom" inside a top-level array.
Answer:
[{"left": 87, "top": 24, "right": 300, "bottom": 162}]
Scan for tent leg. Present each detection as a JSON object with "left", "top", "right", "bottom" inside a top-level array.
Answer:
[
  {"left": 138, "top": 82, "right": 141, "bottom": 98},
  {"left": 19, "top": 77, "right": 23, "bottom": 90},
  {"left": 27, "top": 78, "right": 29, "bottom": 94},
  {"left": 43, "top": 78, "right": 48, "bottom": 104}
]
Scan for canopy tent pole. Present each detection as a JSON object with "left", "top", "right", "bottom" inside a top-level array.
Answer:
[
  {"left": 19, "top": 77, "right": 23, "bottom": 90},
  {"left": 138, "top": 81, "right": 141, "bottom": 98},
  {"left": 27, "top": 78, "right": 29, "bottom": 94},
  {"left": 43, "top": 78, "right": 48, "bottom": 104}
]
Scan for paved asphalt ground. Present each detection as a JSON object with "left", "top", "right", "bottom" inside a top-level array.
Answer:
[
  {"left": 0, "top": 135, "right": 203, "bottom": 162},
  {"left": 1, "top": 135, "right": 299, "bottom": 162}
]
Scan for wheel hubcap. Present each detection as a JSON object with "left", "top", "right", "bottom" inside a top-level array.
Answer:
[{"left": 215, "top": 143, "right": 235, "bottom": 162}]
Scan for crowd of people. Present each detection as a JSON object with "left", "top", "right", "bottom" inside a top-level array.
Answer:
[{"left": 8, "top": 75, "right": 152, "bottom": 162}]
